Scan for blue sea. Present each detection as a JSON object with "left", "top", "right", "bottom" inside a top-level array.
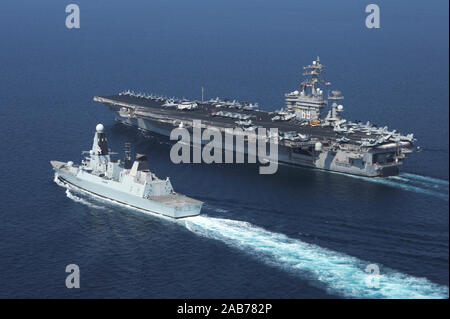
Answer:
[{"left": 0, "top": 0, "right": 448, "bottom": 298}]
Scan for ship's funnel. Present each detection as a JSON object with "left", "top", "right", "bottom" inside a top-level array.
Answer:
[
  {"left": 132, "top": 154, "right": 149, "bottom": 171},
  {"left": 136, "top": 154, "right": 148, "bottom": 162}
]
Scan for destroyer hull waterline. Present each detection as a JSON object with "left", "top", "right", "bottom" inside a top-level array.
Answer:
[{"left": 51, "top": 162, "right": 202, "bottom": 219}]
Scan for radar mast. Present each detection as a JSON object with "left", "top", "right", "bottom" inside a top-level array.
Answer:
[
  {"left": 301, "top": 56, "right": 325, "bottom": 96},
  {"left": 284, "top": 57, "right": 328, "bottom": 121}
]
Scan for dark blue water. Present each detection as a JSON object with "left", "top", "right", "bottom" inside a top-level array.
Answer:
[{"left": 0, "top": 0, "right": 448, "bottom": 298}]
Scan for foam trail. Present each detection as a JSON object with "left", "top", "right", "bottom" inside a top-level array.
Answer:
[
  {"left": 401, "top": 173, "right": 449, "bottom": 186},
  {"left": 215, "top": 208, "right": 229, "bottom": 213},
  {"left": 53, "top": 173, "right": 448, "bottom": 298},
  {"left": 371, "top": 177, "right": 447, "bottom": 200},
  {"left": 307, "top": 166, "right": 449, "bottom": 200},
  {"left": 53, "top": 173, "right": 108, "bottom": 210},
  {"left": 64, "top": 189, "right": 107, "bottom": 210},
  {"left": 382, "top": 178, "right": 448, "bottom": 200},
  {"left": 336, "top": 173, "right": 448, "bottom": 200},
  {"left": 391, "top": 176, "right": 449, "bottom": 193},
  {"left": 185, "top": 216, "right": 449, "bottom": 299},
  {"left": 389, "top": 176, "right": 410, "bottom": 183},
  {"left": 53, "top": 173, "right": 66, "bottom": 187}
]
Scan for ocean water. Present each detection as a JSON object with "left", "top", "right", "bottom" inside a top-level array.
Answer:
[{"left": 0, "top": 0, "right": 448, "bottom": 298}]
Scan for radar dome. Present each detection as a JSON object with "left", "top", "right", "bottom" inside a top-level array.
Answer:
[
  {"left": 96, "top": 123, "right": 104, "bottom": 133},
  {"left": 337, "top": 105, "right": 344, "bottom": 111}
]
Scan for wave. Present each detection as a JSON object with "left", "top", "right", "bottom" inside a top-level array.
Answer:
[
  {"left": 214, "top": 208, "right": 229, "bottom": 213},
  {"left": 64, "top": 189, "right": 108, "bottom": 211},
  {"left": 400, "top": 173, "right": 449, "bottom": 187},
  {"left": 338, "top": 172, "right": 449, "bottom": 201},
  {"left": 54, "top": 173, "right": 448, "bottom": 298},
  {"left": 54, "top": 173, "right": 110, "bottom": 210},
  {"left": 278, "top": 163, "right": 449, "bottom": 200},
  {"left": 184, "top": 216, "right": 449, "bottom": 299}
]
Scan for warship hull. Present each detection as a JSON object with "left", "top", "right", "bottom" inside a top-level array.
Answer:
[
  {"left": 52, "top": 161, "right": 202, "bottom": 218},
  {"left": 103, "top": 104, "right": 401, "bottom": 177},
  {"left": 93, "top": 58, "right": 416, "bottom": 178}
]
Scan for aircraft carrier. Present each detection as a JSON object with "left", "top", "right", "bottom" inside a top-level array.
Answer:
[{"left": 94, "top": 57, "right": 418, "bottom": 177}]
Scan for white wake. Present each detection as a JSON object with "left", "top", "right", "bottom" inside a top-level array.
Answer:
[
  {"left": 64, "top": 189, "right": 107, "bottom": 211},
  {"left": 184, "top": 216, "right": 449, "bottom": 299},
  {"left": 336, "top": 172, "right": 449, "bottom": 200},
  {"left": 54, "top": 173, "right": 449, "bottom": 298}
]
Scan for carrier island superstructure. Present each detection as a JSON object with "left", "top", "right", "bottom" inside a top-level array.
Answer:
[
  {"left": 51, "top": 124, "right": 202, "bottom": 218},
  {"left": 94, "top": 58, "right": 418, "bottom": 177}
]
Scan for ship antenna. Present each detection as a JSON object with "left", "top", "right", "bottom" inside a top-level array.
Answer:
[
  {"left": 124, "top": 142, "right": 132, "bottom": 169},
  {"left": 201, "top": 86, "right": 204, "bottom": 103},
  {"left": 301, "top": 56, "right": 325, "bottom": 96}
]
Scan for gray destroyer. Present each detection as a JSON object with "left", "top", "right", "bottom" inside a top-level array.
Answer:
[
  {"left": 51, "top": 124, "right": 202, "bottom": 218},
  {"left": 94, "top": 57, "right": 418, "bottom": 177}
]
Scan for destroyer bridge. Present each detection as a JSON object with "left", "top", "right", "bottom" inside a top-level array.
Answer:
[{"left": 94, "top": 57, "right": 418, "bottom": 177}]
